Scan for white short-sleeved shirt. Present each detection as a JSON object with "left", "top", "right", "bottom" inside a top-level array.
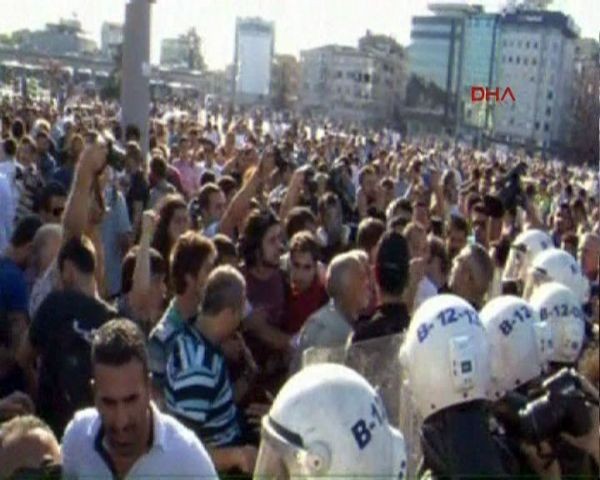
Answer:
[{"left": 62, "top": 403, "right": 217, "bottom": 479}]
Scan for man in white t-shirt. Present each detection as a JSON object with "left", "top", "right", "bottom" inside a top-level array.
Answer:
[{"left": 62, "top": 319, "right": 216, "bottom": 479}]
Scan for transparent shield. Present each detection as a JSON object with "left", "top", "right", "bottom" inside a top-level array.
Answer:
[{"left": 301, "top": 333, "right": 423, "bottom": 476}]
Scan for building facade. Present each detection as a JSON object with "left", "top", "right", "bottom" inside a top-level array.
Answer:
[
  {"left": 270, "top": 54, "right": 300, "bottom": 109},
  {"left": 20, "top": 19, "right": 97, "bottom": 57},
  {"left": 493, "top": 10, "right": 579, "bottom": 150},
  {"left": 234, "top": 17, "right": 274, "bottom": 105},
  {"left": 100, "top": 22, "right": 123, "bottom": 59},
  {"left": 299, "top": 32, "right": 405, "bottom": 126},
  {"left": 160, "top": 28, "right": 204, "bottom": 70}
]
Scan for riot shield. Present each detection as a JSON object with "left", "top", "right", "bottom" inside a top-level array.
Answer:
[{"left": 302, "top": 333, "right": 423, "bottom": 475}]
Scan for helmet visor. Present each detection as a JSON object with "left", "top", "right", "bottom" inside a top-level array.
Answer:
[{"left": 253, "top": 417, "right": 304, "bottom": 480}]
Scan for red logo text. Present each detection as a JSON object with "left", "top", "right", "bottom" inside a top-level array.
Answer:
[{"left": 471, "top": 86, "right": 516, "bottom": 103}]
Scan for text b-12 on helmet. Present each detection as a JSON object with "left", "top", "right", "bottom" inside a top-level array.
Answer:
[
  {"left": 529, "top": 282, "right": 586, "bottom": 366},
  {"left": 399, "top": 294, "right": 491, "bottom": 418},
  {"left": 480, "top": 296, "right": 551, "bottom": 401},
  {"left": 253, "top": 363, "right": 407, "bottom": 480}
]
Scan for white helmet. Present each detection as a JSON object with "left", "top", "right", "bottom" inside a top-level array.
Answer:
[
  {"left": 253, "top": 363, "right": 407, "bottom": 479},
  {"left": 529, "top": 282, "right": 586, "bottom": 364},
  {"left": 399, "top": 294, "right": 490, "bottom": 420},
  {"left": 523, "top": 248, "right": 590, "bottom": 303},
  {"left": 502, "top": 229, "right": 553, "bottom": 284},
  {"left": 480, "top": 296, "right": 551, "bottom": 400}
]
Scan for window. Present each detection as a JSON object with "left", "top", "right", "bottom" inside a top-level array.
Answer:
[
  {"left": 532, "top": 58, "right": 537, "bottom": 65},
  {"left": 535, "top": 121, "right": 540, "bottom": 130},
  {"left": 510, "top": 117, "right": 515, "bottom": 125},
  {"left": 524, "top": 58, "right": 528, "bottom": 65},
  {"left": 544, "top": 123, "right": 549, "bottom": 132},
  {"left": 546, "top": 107, "right": 551, "bottom": 116},
  {"left": 509, "top": 56, "right": 513, "bottom": 63},
  {"left": 534, "top": 41, "right": 538, "bottom": 49},
  {"left": 526, "top": 41, "right": 530, "bottom": 48},
  {"left": 547, "top": 91, "right": 553, "bottom": 100},
  {"left": 530, "top": 76, "right": 535, "bottom": 82},
  {"left": 516, "top": 56, "right": 520, "bottom": 64},
  {"left": 517, "top": 40, "right": 522, "bottom": 48}
]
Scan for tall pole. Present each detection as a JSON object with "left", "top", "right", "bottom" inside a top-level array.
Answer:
[{"left": 120, "top": 0, "right": 152, "bottom": 156}]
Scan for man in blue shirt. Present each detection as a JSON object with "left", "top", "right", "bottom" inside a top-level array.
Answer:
[{"left": 165, "top": 265, "right": 258, "bottom": 474}]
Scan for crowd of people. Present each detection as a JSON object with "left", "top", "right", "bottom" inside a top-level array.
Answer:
[{"left": 0, "top": 94, "right": 598, "bottom": 479}]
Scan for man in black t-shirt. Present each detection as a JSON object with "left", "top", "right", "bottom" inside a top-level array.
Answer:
[{"left": 21, "top": 236, "right": 117, "bottom": 437}]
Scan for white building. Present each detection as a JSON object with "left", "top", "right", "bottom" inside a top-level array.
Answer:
[
  {"left": 101, "top": 22, "right": 123, "bottom": 59},
  {"left": 234, "top": 17, "right": 274, "bottom": 104},
  {"left": 300, "top": 34, "right": 406, "bottom": 126},
  {"left": 493, "top": 10, "right": 579, "bottom": 150}
]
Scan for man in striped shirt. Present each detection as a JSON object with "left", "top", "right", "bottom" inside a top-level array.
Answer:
[{"left": 165, "top": 265, "right": 257, "bottom": 474}]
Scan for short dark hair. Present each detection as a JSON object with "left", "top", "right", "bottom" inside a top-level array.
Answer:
[
  {"left": 11, "top": 118, "right": 25, "bottom": 139},
  {"left": 58, "top": 235, "right": 96, "bottom": 275},
  {"left": 289, "top": 230, "right": 320, "bottom": 263},
  {"left": 150, "top": 155, "right": 168, "bottom": 179},
  {"left": 10, "top": 215, "right": 42, "bottom": 248},
  {"left": 239, "top": 209, "right": 280, "bottom": 268},
  {"left": 213, "top": 234, "right": 238, "bottom": 264},
  {"left": 449, "top": 214, "right": 469, "bottom": 235},
  {"left": 200, "top": 170, "right": 216, "bottom": 186},
  {"left": 357, "top": 217, "right": 386, "bottom": 253},
  {"left": 3, "top": 137, "right": 17, "bottom": 157},
  {"left": 197, "top": 183, "right": 222, "bottom": 213},
  {"left": 358, "top": 165, "right": 375, "bottom": 186},
  {"left": 472, "top": 202, "right": 488, "bottom": 217},
  {"left": 202, "top": 266, "right": 246, "bottom": 317},
  {"left": 92, "top": 319, "right": 149, "bottom": 375},
  {"left": 375, "top": 231, "right": 409, "bottom": 296},
  {"left": 121, "top": 247, "right": 166, "bottom": 295},
  {"left": 285, "top": 207, "right": 316, "bottom": 239},
  {"left": 171, "top": 232, "right": 216, "bottom": 295},
  {"left": 318, "top": 192, "right": 340, "bottom": 216},
  {"left": 217, "top": 175, "right": 238, "bottom": 198},
  {"left": 38, "top": 181, "right": 67, "bottom": 213},
  {"left": 125, "top": 124, "right": 141, "bottom": 142}
]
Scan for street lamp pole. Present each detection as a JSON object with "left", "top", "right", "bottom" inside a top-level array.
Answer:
[{"left": 120, "top": 0, "right": 152, "bottom": 156}]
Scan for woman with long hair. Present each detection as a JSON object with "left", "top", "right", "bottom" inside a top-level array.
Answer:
[{"left": 151, "top": 194, "right": 190, "bottom": 286}]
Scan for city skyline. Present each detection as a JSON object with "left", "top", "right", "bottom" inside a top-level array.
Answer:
[{"left": 0, "top": 0, "right": 597, "bottom": 70}]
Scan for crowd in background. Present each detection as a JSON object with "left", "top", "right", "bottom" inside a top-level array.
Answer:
[{"left": 0, "top": 95, "right": 598, "bottom": 478}]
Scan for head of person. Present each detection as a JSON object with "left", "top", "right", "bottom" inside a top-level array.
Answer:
[
  {"left": 571, "top": 198, "right": 586, "bottom": 227},
  {"left": 289, "top": 231, "right": 321, "bottom": 293},
  {"left": 380, "top": 177, "right": 396, "bottom": 209},
  {"left": 374, "top": 231, "right": 409, "bottom": 300},
  {"left": 35, "top": 131, "right": 50, "bottom": 154},
  {"left": 17, "top": 136, "right": 37, "bottom": 165},
  {"left": 31, "top": 224, "right": 62, "bottom": 276},
  {"left": 403, "top": 222, "right": 428, "bottom": 259},
  {"left": 171, "top": 232, "right": 216, "bottom": 302},
  {"left": 442, "top": 169, "right": 459, "bottom": 204},
  {"left": 58, "top": 235, "right": 97, "bottom": 291},
  {"left": 2, "top": 137, "right": 17, "bottom": 159},
  {"left": 427, "top": 236, "right": 451, "bottom": 289},
  {"left": 38, "top": 182, "right": 67, "bottom": 224},
  {"left": 11, "top": 118, "right": 25, "bottom": 140},
  {"left": 560, "top": 232, "right": 578, "bottom": 259},
  {"left": 124, "top": 124, "right": 141, "bottom": 143},
  {"left": 358, "top": 165, "right": 377, "bottom": 198},
  {"left": 357, "top": 217, "right": 386, "bottom": 264},
  {"left": 578, "top": 233, "right": 600, "bottom": 281},
  {"left": 318, "top": 193, "right": 343, "bottom": 240},
  {"left": 149, "top": 155, "right": 168, "bottom": 181},
  {"left": 125, "top": 142, "right": 144, "bottom": 173},
  {"left": 196, "top": 183, "right": 226, "bottom": 226},
  {"left": 471, "top": 202, "right": 489, "bottom": 246},
  {"left": 91, "top": 319, "right": 151, "bottom": 459},
  {"left": 201, "top": 266, "right": 247, "bottom": 343},
  {"left": 285, "top": 207, "right": 317, "bottom": 241},
  {"left": 217, "top": 175, "right": 238, "bottom": 204},
  {"left": 121, "top": 247, "right": 167, "bottom": 317},
  {"left": 67, "top": 133, "right": 84, "bottom": 163},
  {"left": 152, "top": 194, "right": 190, "bottom": 261},
  {"left": 239, "top": 209, "right": 283, "bottom": 270},
  {"left": 553, "top": 202, "right": 574, "bottom": 235},
  {"left": 254, "top": 364, "right": 407, "bottom": 479},
  {"left": 213, "top": 234, "right": 238, "bottom": 267},
  {"left": 326, "top": 250, "right": 370, "bottom": 321},
  {"left": 0, "top": 415, "right": 61, "bottom": 478},
  {"left": 6, "top": 215, "right": 43, "bottom": 268},
  {"left": 412, "top": 196, "right": 430, "bottom": 229},
  {"left": 449, "top": 244, "right": 494, "bottom": 309}
]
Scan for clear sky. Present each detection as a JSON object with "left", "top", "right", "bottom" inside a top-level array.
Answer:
[{"left": 0, "top": 0, "right": 597, "bottom": 70}]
